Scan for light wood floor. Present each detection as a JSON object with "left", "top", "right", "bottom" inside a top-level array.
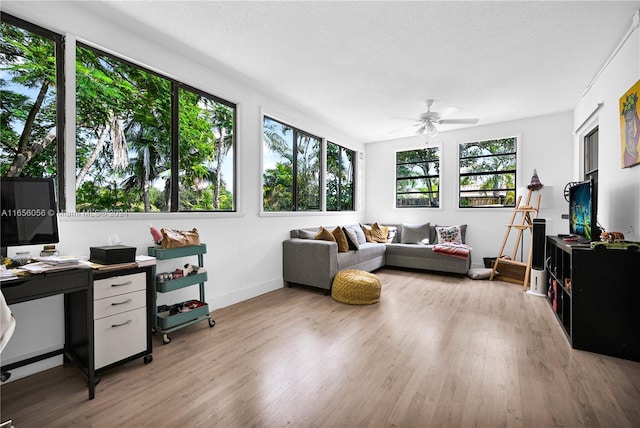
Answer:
[{"left": 2, "top": 268, "right": 640, "bottom": 427}]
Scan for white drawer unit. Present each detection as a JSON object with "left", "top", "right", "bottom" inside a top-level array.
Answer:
[
  {"left": 94, "top": 289, "right": 146, "bottom": 322},
  {"left": 93, "top": 269, "right": 153, "bottom": 371},
  {"left": 94, "top": 272, "right": 146, "bottom": 300},
  {"left": 94, "top": 307, "right": 147, "bottom": 369}
]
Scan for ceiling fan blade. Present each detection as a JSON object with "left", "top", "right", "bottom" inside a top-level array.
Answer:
[
  {"left": 440, "top": 106, "right": 459, "bottom": 117},
  {"left": 437, "top": 118, "right": 479, "bottom": 125},
  {"left": 388, "top": 123, "right": 421, "bottom": 134},
  {"left": 391, "top": 116, "right": 421, "bottom": 122}
]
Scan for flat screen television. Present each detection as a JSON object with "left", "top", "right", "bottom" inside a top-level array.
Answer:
[
  {"left": 569, "top": 179, "right": 597, "bottom": 242},
  {"left": 1, "top": 177, "right": 59, "bottom": 256}
]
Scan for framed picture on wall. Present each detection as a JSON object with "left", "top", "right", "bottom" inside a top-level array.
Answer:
[{"left": 620, "top": 79, "right": 640, "bottom": 168}]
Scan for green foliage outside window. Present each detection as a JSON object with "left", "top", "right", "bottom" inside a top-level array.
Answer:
[
  {"left": 396, "top": 148, "right": 440, "bottom": 208},
  {"left": 0, "top": 19, "right": 59, "bottom": 181},
  {"left": 326, "top": 141, "right": 354, "bottom": 211},
  {"left": 459, "top": 137, "right": 516, "bottom": 208},
  {"left": 262, "top": 117, "right": 320, "bottom": 211},
  {"left": 1, "top": 16, "right": 235, "bottom": 213}
]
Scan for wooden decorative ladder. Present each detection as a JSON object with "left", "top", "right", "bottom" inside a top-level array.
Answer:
[{"left": 489, "top": 188, "right": 541, "bottom": 290}]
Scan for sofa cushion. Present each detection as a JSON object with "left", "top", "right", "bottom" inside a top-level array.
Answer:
[
  {"left": 401, "top": 222, "right": 431, "bottom": 244},
  {"left": 342, "top": 226, "right": 361, "bottom": 250},
  {"left": 315, "top": 226, "right": 336, "bottom": 242},
  {"left": 298, "top": 229, "right": 317, "bottom": 239},
  {"left": 332, "top": 227, "right": 349, "bottom": 252},
  {"left": 337, "top": 243, "right": 386, "bottom": 271}
]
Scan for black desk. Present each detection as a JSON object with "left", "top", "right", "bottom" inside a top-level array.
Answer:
[{"left": 0, "top": 268, "right": 96, "bottom": 399}]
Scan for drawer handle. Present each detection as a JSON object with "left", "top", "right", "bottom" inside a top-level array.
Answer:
[
  {"left": 111, "top": 299, "right": 133, "bottom": 306},
  {"left": 111, "top": 319, "right": 133, "bottom": 328},
  {"left": 111, "top": 280, "right": 132, "bottom": 287}
]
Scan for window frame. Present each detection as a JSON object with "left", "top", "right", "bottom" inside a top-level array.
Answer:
[
  {"left": 395, "top": 147, "right": 441, "bottom": 209},
  {"left": 75, "top": 42, "right": 237, "bottom": 213},
  {"left": 458, "top": 137, "right": 518, "bottom": 209},
  {"left": 326, "top": 141, "right": 355, "bottom": 211},
  {"left": 1, "top": 13, "right": 66, "bottom": 210},
  {"left": 584, "top": 126, "right": 598, "bottom": 183},
  {"left": 262, "top": 115, "right": 322, "bottom": 212}
]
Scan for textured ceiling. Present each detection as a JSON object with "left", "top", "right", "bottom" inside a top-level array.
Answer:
[{"left": 78, "top": 1, "right": 639, "bottom": 143}]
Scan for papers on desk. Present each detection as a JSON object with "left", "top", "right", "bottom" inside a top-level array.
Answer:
[
  {"left": 19, "top": 261, "right": 89, "bottom": 274},
  {"left": 0, "top": 266, "right": 18, "bottom": 281},
  {"left": 35, "top": 256, "right": 82, "bottom": 266}
]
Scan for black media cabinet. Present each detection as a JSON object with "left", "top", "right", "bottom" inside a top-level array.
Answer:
[{"left": 545, "top": 236, "right": 640, "bottom": 361}]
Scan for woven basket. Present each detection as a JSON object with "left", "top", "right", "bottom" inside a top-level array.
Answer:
[{"left": 331, "top": 269, "right": 381, "bottom": 305}]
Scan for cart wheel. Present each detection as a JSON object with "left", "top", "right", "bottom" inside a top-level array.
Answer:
[
  {"left": 144, "top": 354, "right": 153, "bottom": 364},
  {"left": 162, "top": 334, "right": 171, "bottom": 344},
  {"left": 208, "top": 318, "right": 216, "bottom": 328}
]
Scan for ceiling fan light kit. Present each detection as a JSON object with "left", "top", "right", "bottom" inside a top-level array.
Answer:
[{"left": 407, "top": 99, "right": 479, "bottom": 143}]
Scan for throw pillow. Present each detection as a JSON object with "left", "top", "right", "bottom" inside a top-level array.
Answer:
[
  {"left": 342, "top": 226, "right": 361, "bottom": 250},
  {"left": 436, "top": 226, "right": 463, "bottom": 244},
  {"left": 350, "top": 224, "right": 367, "bottom": 245},
  {"left": 401, "top": 222, "right": 430, "bottom": 244},
  {"left": 331, "top": 227, "right": 349, "bottom": 252},
  {"left": 466, "top": 268, "right": 494, "bottom": 280},
  {"left": 386, "top": 226, "right": 398, "bottom": 243},
  {"left": 298, "top": 229, "right": 316, "bottom": 239},
  {"left": 360, "top": 224, "right": 374, "bottom": 242},
  {"left": 435, "top": 224, "right": 467, "bottom": 243},
  {"left": 371, "top": 223, "right": 388, "bottom": 243},
  {"left": 315, "top": 226, "right": 336, "bottom": 243}
]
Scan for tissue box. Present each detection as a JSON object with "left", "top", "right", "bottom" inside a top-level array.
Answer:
[{"left": 89, "top": 245, "right": 136, "bottom": 265}]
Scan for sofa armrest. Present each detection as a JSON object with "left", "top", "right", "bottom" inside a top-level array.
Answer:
[{"left": 283, "top": 238, "right": 338, "bottom": 290}]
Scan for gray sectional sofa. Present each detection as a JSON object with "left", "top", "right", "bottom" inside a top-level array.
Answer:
[{"left": 282, "top": 223, "right": 471, "bottom": 293}]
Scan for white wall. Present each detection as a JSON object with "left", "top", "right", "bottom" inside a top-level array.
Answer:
[
  {"left": 1, "top": 1, "right": 365, "bottom": 379},
  {"left": 573, "top": 14, "right": 640, "bottom": 241},
  {"left": 365, "top": 111, "right": 574, "bottom": 267}
]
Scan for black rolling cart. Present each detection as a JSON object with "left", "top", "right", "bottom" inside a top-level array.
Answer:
[{"left": 148, "top": 244, "right": 215, "bottom": 344}]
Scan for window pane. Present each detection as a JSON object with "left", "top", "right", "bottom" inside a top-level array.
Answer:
[
  {"left": 395, "top": 148, "right": 440, "bottom": 208},
  {"left": 295, "top": 132, "right": 320, "bottom": 210},
  {"left": 0, "top": 20, "right": 58, "bottom": 180},
  {"left": 75, "top": 45, "right": 171, "bottom": 212},
  {"left": 459, "top": 137, "right": 517, "bottom": 208},
  {"left": 178, "top": 88, "right": 235, "bottom": 211},
  {"left": 340, "top": 148, "right": 354, "bottom": 210},
  {"left": 263, "top": 117, "right": 293, "bottom": 211},
  {"left": 327, "top": 141, "right": 354, "bottom": 211}
]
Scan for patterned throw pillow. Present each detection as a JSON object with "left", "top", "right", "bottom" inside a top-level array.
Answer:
[{"left": 436, "top": 226, "right": 463, "bottom": 244}]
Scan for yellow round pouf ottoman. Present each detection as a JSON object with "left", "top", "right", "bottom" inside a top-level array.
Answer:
[{"left": 331, "top": 269, "right": 381, "bottom": 305}]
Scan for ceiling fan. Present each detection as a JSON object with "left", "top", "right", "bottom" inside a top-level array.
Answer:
[{"left": 409, "top": 99, "right": 479, "bottom": 138}]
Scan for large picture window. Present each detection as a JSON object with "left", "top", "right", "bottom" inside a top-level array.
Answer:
[
  {"left": 1, "top": 15, "right": 65, "bottom": 207},
  {"left": 75, "top": 44, "right": 235, "bottom": 212},
  {"left": 396, "top": 148, "right": 440, "bottom": 208},
  {"left": 459, "top": 137, "right": 516, "bottom": 208},
  {"left": 262, "top": 117, "right": 321, "bottom": 211},
  {"left": 326, "top": 141, "right": 354, "bottom": 211}
]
